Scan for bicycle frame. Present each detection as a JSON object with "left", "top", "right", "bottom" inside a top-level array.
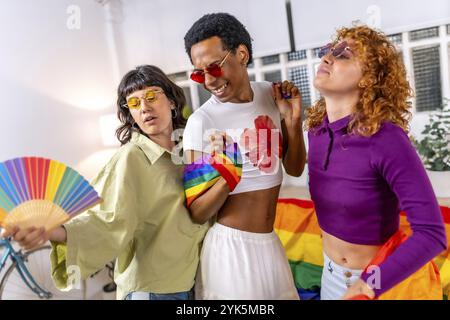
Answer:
[
  {"left": 0, "top": 238, "right": 52, "bottom": 299},
  {"left": 0, "top": 239, "right": 10, "bottom": 272}
]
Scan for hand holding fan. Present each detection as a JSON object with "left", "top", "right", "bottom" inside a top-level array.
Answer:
[{"left": 0, "top": 157, "right": 102, "bottom": 232}]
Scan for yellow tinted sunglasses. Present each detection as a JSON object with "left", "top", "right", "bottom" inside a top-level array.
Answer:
[{"left": 123, "top": 89, "right": 164, "bottom": 109}]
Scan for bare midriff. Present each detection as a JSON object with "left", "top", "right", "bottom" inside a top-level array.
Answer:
[
  {"left": 322, "top": 229, "right": 382, "bottom": 270},
  {"left": 217, "top": 185, "right": 281, "bottom": 233}
]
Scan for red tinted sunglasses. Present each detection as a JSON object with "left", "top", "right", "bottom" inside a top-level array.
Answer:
[
  {"left": 318, "top": 41, "right": 352, "bottom": 59},
  {"left": 190, "top": 51, "right": 231, "bottom": 83}
]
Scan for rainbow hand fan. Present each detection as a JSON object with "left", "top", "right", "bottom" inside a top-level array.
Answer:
[{"left": 0, "top": 157, "right": 102, "bottom": 231}]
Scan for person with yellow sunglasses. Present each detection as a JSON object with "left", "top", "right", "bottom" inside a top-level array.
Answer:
[{"left": 2, "top": 65, "right": 208, "bottom": 300}]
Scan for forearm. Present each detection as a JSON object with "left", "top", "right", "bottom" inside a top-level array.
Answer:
[
  {"left": 189, "top": 178, "right": 230, "bottom": 224},
  {"left": 283, "top": 119, "right": 306, "bottom": 177},
  {"left": 51, "top": 212, "right": 137, "bottom": 285},
  {"left": 361, "top": 228, "right": 447, "bottom": 296}
]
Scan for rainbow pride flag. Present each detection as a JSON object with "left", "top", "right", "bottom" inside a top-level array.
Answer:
[
  {"left": 184, "top": 143, "right": 242, "bottom": 208},
  {"left": 274, "top": 199, "right": 323, "bottom": 296},
  {"left": 274, "top": 198, "right": 450, "bottom": 300},
  {"left": 354, "top": 229, "right": 442, "bottom": 300}
]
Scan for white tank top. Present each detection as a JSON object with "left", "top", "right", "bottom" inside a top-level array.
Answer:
[{"left": 183, "top": 81, "right": 283, "bottom": 195}]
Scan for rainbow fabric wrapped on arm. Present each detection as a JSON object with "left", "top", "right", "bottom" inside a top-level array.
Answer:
[{"left": 183, "top": 143, "right": 242, "bottom": 208}]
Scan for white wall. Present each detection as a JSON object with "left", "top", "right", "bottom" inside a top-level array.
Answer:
[
  {"left": 0, "top": 0, "right": 292, "bottom": 178},
  {"left": 291, "top": 0, "right": 450, "bottom": 49},
  {"left": 0, "top": 0, "right": 118, "bottom": 178},
  {"left": 116, "top": 0, "right": 291, "bottom": 74}
]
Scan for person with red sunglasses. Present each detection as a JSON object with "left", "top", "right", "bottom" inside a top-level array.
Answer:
[
  {"left": 182, "top": 13, "right": 306, "bottom": 300},
  {"left": 307, "top": 25, "right": 447, "bottom": 299}
]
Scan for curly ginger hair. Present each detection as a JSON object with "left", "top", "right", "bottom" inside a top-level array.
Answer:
[{"left": 305, "top": 25, "right": 413, "bottom": 136}]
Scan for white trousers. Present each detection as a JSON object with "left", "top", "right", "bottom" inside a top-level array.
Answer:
[
  {"left": 320, "top": 252, "right": 363, "bottom": 300},
  {"left": 195, "top": 223, "right": 299, "bottom": 300}
]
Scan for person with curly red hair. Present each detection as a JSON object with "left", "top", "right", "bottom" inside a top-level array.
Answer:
[{"left": 306, "top": 25, "right": 447, "bottom": 299}]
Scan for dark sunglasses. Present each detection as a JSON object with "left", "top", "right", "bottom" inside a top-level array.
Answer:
[
  {"left": 190, "top": 51, "right": 231, "bottom": 83},
  {"left": 318, "top": 41, "right": 352, "bottom": 59}
]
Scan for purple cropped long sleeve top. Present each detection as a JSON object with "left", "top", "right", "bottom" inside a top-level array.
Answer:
[{"left": 308, "top": 115, "right": 447, "bottom": 296}]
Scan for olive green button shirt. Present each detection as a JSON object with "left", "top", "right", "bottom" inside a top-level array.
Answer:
[{"left": 50, "top": 132, "right": 208, "bottom": 299}]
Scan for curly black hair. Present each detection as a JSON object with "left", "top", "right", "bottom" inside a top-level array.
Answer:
[{"left": 184, "top": 12, "right": 253, "bottom": 66}]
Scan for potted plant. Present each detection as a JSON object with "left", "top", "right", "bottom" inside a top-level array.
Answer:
[{"left": 414, "top": 99, "right": 450, "bottom": 198}]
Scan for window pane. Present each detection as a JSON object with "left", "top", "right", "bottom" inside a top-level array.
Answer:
[
  {"left": 312, "top": 47, "right": 322, "bottom": 59},
  {"left": 262, "top": 54, "right": 280, "bottom": 65},
  {"left": 387, "top": 33, "right": 402, "bottom": 45},
  {"left": 288, "top": 66, "right": 311, "bottom": 114},
  {"left": 409, "top": 27, "right": 439, "bottom": 41},
  {"left": 412, "top": 45, "right": 442, "bottom": 112},
  {"left": 287, "top": 50, "right": 307, "bottom": 61},
  {"left": 264, "top": 70, "right": 282, "bottom": 83}
]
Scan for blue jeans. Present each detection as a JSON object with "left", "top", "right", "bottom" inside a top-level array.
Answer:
[{"left": 124, "top": 289, "right": 194, "bottom": 300}]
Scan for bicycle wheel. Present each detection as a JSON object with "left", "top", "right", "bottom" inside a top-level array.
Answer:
[{"left": 0, "top": 244, "right": 84, "bottom": 300}]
